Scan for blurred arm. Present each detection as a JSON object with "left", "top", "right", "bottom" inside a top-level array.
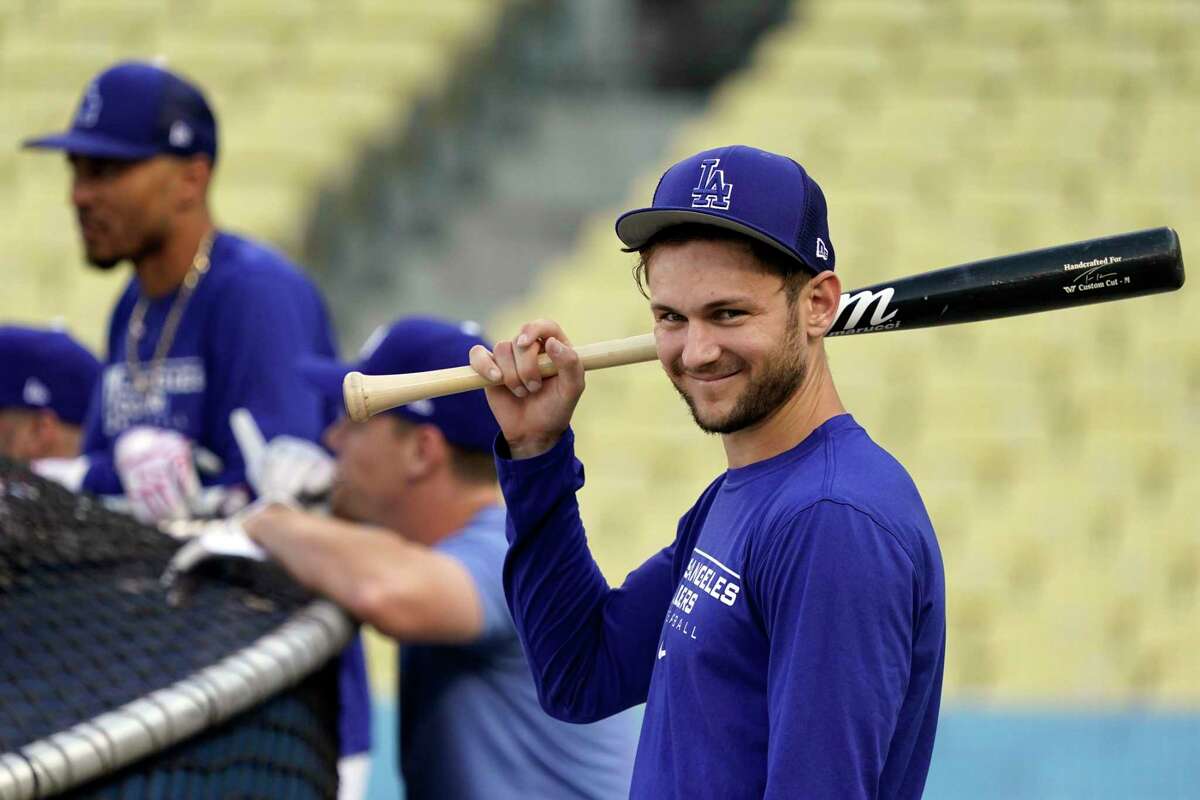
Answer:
[{"left": 244, "top": 505, "right": 483, "bottom": 643}]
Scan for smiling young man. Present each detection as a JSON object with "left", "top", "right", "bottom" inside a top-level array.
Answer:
[{"left": 470, "top": 145, "right": 946, "bottom": 799}]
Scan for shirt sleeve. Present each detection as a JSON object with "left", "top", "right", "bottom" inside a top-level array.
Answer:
[
  {"left": 81, "top": 304, "right": 123, "bottom": 495},
  {"left": 435, "top": 523, "right": 518, "bottom": 647},
  {"left": 201, "top": 273, "right": 328, "bottom": 486},
  {"left": 751, "top": 500, "right": 918, "bottom": 800},
  {"left": 80, "top": 366, "right": 119, "bottom": 494},
  {"left": 497, "top": 429, "right": 678, "bottom": 724},
  {"left": 336, "top": 634, "right": 373, "bottom": 756}
]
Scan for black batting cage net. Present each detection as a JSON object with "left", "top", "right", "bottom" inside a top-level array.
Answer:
[{"left": 0, "top": 456, "right": 347, "bottom": 799}]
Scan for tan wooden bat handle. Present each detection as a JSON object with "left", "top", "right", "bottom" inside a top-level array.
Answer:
[{"left": 343, "top": 333, "right": 658, "bottom": 422}]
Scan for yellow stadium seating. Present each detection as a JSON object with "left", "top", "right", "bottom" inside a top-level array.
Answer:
[{"left": 492, "top": 0, "right": 1199, "bottom": 705}]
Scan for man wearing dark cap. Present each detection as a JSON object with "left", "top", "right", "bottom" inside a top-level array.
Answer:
[
  {"left": 0, "top": 326, "right": 100, "bottom": 465},
  {"left": 23, "top": 60, "right": 339, "bottom": 523},
  {"left": 22, "top": 61, "right": 370, "bottom": 796},
  {"left": 470, "top": 145, "right": 946, "bottom": 798},
  {"left": 221, "top": 316, "right": 640, "bottom": 800}
]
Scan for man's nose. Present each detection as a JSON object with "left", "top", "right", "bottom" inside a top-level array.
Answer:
[
  {"left": 323, "top": 417, "right": 348, "bottom": 453},
  {"left": 681, "top": 323, "right": 721, "bottom": 371},
  {"left": 71, "top": 174, "right": 95, "bottom": 209}
]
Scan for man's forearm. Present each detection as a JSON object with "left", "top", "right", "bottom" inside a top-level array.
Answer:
[
  {"left": 243, "top": 506, "right": 483, "bottom": 642},
  {"left": 244, "top": 506, "right": 379, "bottom": 607}
]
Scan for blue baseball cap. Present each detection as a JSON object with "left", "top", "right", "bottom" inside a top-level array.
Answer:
[
  {"left": 300, "top": 317, "right": 500, "bottom": 453},
  {"left": 0, "top": 326, "right": 101, "bottom": 425},
  {"left": 23, "top": 61, "right": 218, "bottom": 162},
  {"left": 615, "top": 144, "right": 834, "bottom": 273}
]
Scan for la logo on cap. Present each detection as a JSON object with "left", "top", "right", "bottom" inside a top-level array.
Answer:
[
  {"left": 691, "top": 158, "right": 733, "bottom": 211},
  {"left": 75, "top": 82, "right": 102, "bottom": 128}
]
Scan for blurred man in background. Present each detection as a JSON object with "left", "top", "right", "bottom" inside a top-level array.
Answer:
[
  {"left": 21, "top": 60, "right": 371, "bottom": 794},
  {"left": 224, "top": 316, "right": 641, "bottom": 800},
  {"left": 0, "top": 325, "right": 100, "bottom": 465},
  {"left": 22, "top": 60, "right": 338, "bottom": 523}
]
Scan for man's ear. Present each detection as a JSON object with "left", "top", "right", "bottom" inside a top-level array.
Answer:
[
  {"left": 15, "top": 408, "right": 66, "bottom": 460},
  {"left": 402, "top": 424, "right": 450, "bottom": 482},
  {"left": 804, "top": 270, "right": 842, "bottom": 339},
  {"left": 175, "top": 156, "right": 212, "bottom": 210},
  {"left": 30, "top": 408, "right": 60, "bottom": 447}
]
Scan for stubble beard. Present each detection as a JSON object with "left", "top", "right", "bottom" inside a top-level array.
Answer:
[
  {"left": 85, "top": 254, "right": 122, "bottom": 271},
  {"left": 670, "top": 324, "right": 808, "bottom": 436},
  {"left": 80, "top": 218, "right": 166, "bottom": 272},
  {"left": 329, "top": 481, "right": 361, "bottom": 523}
]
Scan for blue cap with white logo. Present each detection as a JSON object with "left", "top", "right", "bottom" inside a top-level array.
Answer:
[
  {"left": 0, "top": 326, "right": 101, "bottom": 425},
  {"left": 300, "top": 317, "right": 500, "bottom": 453},
  {"left": 615, "top": 144, "right": 834, "bottom": 273},
  {"left": 23, "top": 60, "right": 218, "bottom": 162}
]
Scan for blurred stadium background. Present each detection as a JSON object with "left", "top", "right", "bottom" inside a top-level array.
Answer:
[{"left": 2, "top": 0, "right": 1197, "bottom": 797}]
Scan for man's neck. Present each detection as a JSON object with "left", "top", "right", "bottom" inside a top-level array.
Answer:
[
  {"left": 384, "top": 482, "right": 500, "bottom": 548},
  {"left": 133, "top": 216, "right": 214, "bottom": 299},
  {"left": 50, "top": 425, "right": 83, "bottom": 460},
  {"left": 720, "top": 355, "right": 846, "bottom": 470}
]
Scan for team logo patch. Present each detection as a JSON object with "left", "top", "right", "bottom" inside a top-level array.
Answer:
[
  {"left": 168, "top": 121, "right": 193, "bottom": 148},
  {"left": 405, "top": 399, "right": 435, "bottom": 417},
  {"left": 691, "top": 158, "right": 732, "bottom": 210},
  {"left": 75, "top": 81, "right": 103, "bottom": 128},
  {"left": 22, "top": 378, "right": 50, "bottom": 406}
]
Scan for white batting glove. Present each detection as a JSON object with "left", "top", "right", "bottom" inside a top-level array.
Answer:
[
  {"left": 31, "top": 455, "right": 90, "bottom": 492},
  {"left": 160, "top": 513, "right": 268, "bottom": 591},
  {"left": 231, "top": 408, "right": 334, "bottom": 505},
  {"left": 115, "top": 426, "right": 202, "bottom": 524}
]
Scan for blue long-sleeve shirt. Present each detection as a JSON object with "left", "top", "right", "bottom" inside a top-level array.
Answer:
[
  {"left": 497, "top": 414, "right": 945, "bottom": 799},
  {"left": 80, "top": 230, "right": 337, "bottom": 493}
]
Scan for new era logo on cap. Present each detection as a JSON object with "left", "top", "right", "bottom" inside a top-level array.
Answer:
[
  {"left": 23, "top": 378, "right": 51, "bottom": 406},
  {"left": 169, "top": 121, "right": 193, "bottom": 148},
  {"left": 405, "top": 399, "right": 435, "bottom": 417},
  {"left": 816, "top": 237, "right": 829, "bottom": 261}
]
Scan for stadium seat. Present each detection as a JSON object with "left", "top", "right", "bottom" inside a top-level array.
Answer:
[{"left": 956, "top": 0, "right": 1082, "bottom": 47}]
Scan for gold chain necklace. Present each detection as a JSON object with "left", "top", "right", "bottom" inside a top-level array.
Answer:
[{"left": 125, "top": 230, "right": 216, "bottom": 395}]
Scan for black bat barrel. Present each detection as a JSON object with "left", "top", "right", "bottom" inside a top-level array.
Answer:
[{"left": 828, "top": 227, "right": 1185, "bottom": 337}]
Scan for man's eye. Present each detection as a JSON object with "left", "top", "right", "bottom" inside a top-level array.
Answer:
[
  {"left": 715, "top": 309, "right": 745, "bottom": 321},
  {"left": 656, "top": 312, "right": 684, "bottom": 323},
  {"left": 90, "top": 161, "right": 128, "bottom": 179}
]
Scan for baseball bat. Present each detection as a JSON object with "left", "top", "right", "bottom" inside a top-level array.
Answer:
[{"left": 344, "top": 227, "right": 1184, "bottom": 422}]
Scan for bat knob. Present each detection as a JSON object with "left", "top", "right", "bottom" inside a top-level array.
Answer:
[{"left": 343, "top": 371, "right": 370, "bottom": 423}]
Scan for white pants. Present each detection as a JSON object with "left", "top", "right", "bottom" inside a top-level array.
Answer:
[{"left": 338, "top": 754, "right": 372, "bottom": 800}]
